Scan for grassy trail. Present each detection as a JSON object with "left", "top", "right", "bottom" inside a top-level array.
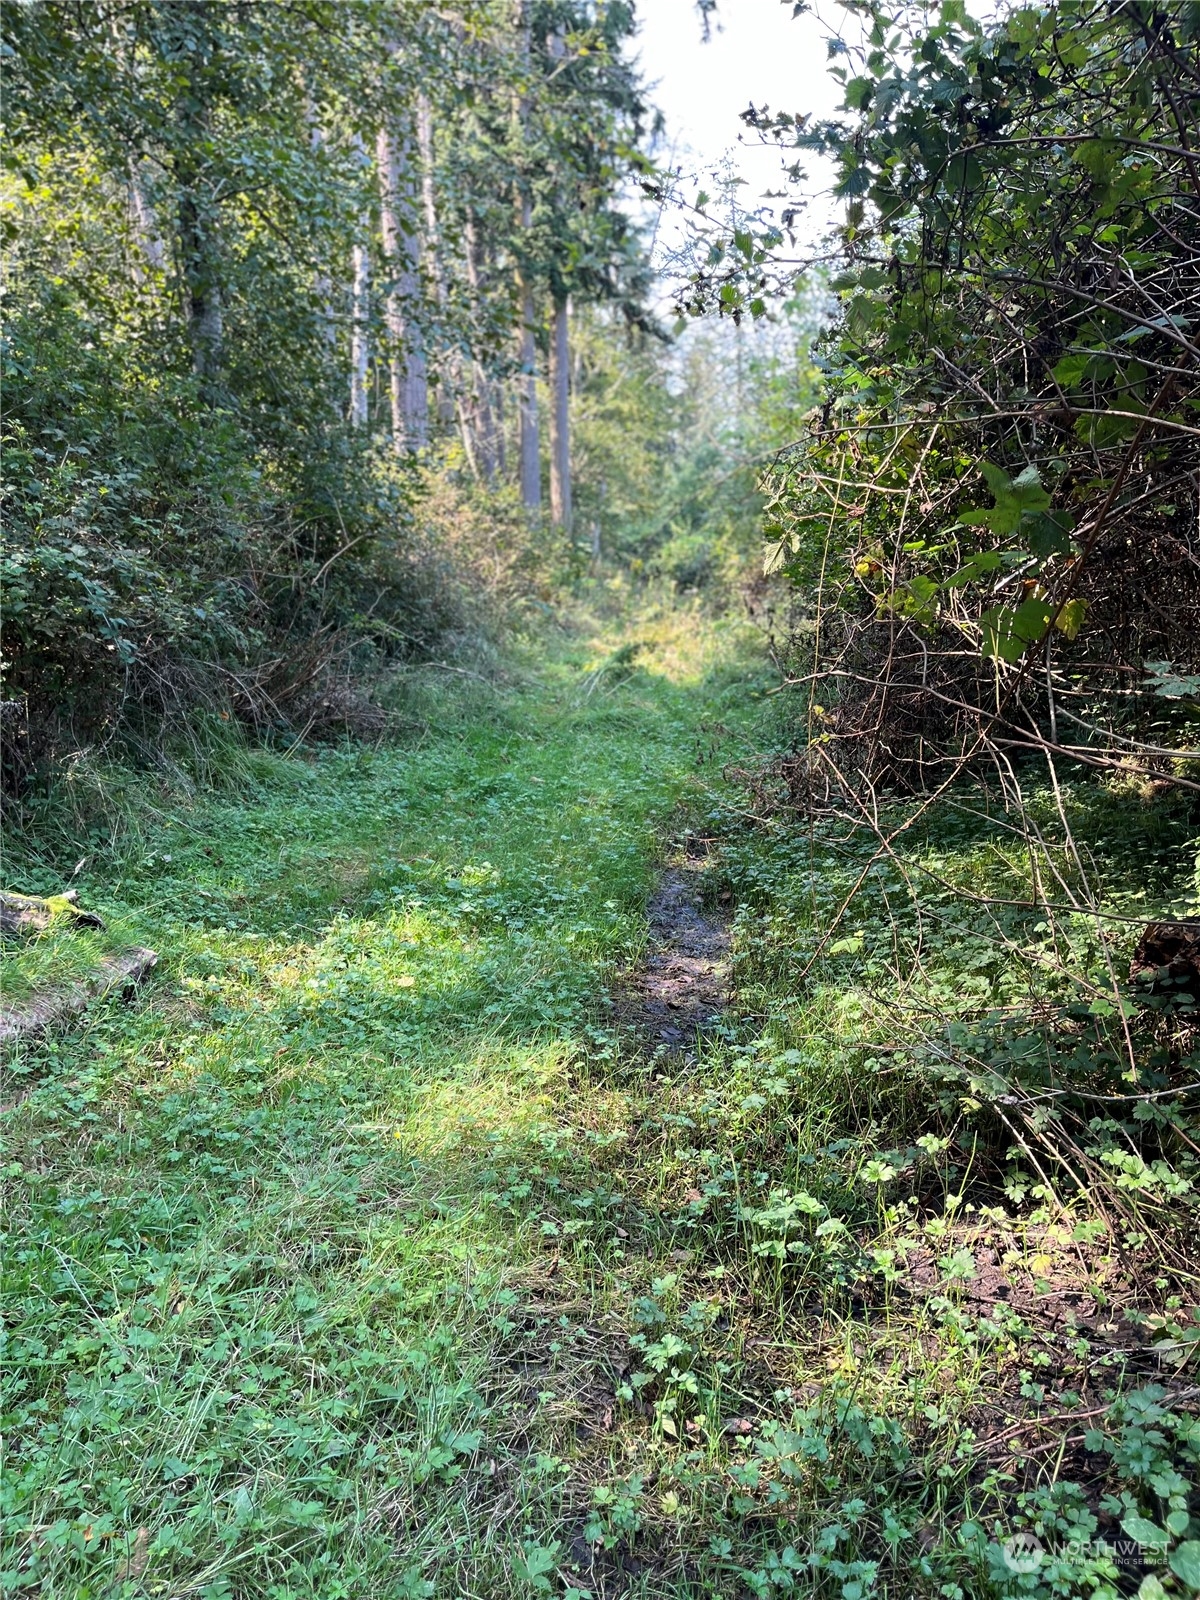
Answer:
[
  {"left": 2, "top": 607, "right": 773, "bottom": 1599},
  {"left": 7, "top": 603, "right": 1199, "bottom": 1600}
]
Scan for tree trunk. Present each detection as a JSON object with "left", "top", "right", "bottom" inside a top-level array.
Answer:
[
  {"left": 515, "top": 4, "right": 539, "bottom": 511},
  {"left": 377, "top": 122, "right": 428, "bottom": 451},
  {"left": 179, "top": 186, "right": 223, "bottom": 396},
  {"left": 109, "top": 10, "right": 162, "bottom": 284},
  {"left": 305, "top": 104, "right": 337, "bottom": 352},
  {"left": 350, "top": 237, "right": 370, "bottom": 428},
  {"left": 549, "top": 295, "right": 572, "bottom": 531},
  {"left": 162, "top": 2, "right": 222, "bottom": 398},
  {"left": 417, "top": 93, "right": 455, "bottom": 427},
  {"left": 127, "top": 162, "right": 165, "bottom": 281},
  {"left": 517, "top": 267, "right": 540, "bottom": 511},
  {"left": 461, "top": 209, "right": 498, "bottom": 481},
  {"left": 494, "top": 383, "right": 508, "bottom": 479},
  {"left": 349, "top": 135, "right": 371, "bottom": 429}
]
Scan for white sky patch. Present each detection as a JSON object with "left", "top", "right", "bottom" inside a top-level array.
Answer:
[{"left": 632, "top": 0, "right": 847, "bottom": 265}]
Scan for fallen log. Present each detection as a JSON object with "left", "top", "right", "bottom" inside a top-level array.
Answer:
[
  {"left": 0, "top": 946, "right": 159, "bottom": 1045},
  {"left": 0, "top": 889, "right": 105, "bottom": 938}
]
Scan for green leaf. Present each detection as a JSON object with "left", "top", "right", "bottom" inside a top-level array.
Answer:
[
  {"left": 846, "top": 295, "right": 882, "bottom": 338},
  {"left": 1055, "top": 598, "right": 1087, "bottom": 640},
  {"left": 1012, "top": 593, "right": 1053, "bottom": 644},
  {"left": 857, "top": 266, "right": 889, "bottom": 290},
  {"left": 1170, "top": 1542, "right": 1200, "bottom": 1590},
  {"left": 513, "top": 1543, "right": 560, "bottom": 1592},
  {"left": 1053, "top": 352, "right": 1089, "bottom": 386},
  {"left": 763, "top": 539, "right": 788, "bottom": 575},
  {"left": 980, "top": 461, "right": 1012, "bottom": 498},
  {"left": 1012, "top": 465, "right": 1051, "bottom": 501},
  {"left": 1121, "top": 1513, "right": 1168, "bottom": 1548},
  {"left": 1074, "top": 138, "right": 1119, "bottom": 180},
  {"left": 845, "top": 76, "right": 874, "bottom": 110},
  {"left": 968, "top": 463, "right": 1054, "bottom": 535},
  {"left": 945, "top": 551, "right": 1003, "bottom": 587},
  {"left": 1144, "top": 661, "right": 1200, "bottom": 699},
  {"left": 896, "top": 574, "right": 939, "bottom": 619},
  {"left": 1024, "top": 511, "right": 1075, "bottom": 560},
  {"left": 981, "top": 605, "right": 1024, "bottom": 662},
  {"left": 980, "top": 596, "right": 1052, "bottom": 662}
]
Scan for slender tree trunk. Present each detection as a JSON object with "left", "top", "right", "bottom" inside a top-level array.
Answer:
[
  {"left": 377, "top": 122, "right": 428, "bottom": 450},
  {"left": 175, "top": 129, "right": 222, "bottom": 394},
  {"left": 376, "top": 126, "right": 404, "bottom": 446},
  {"left": 517, "top": 269, "right": 540, "bottom": 511},
  {"left": 179, "top": 186, "right": 223, "bottom": 396},
  {"left": 127, "top": 163, "right": 165, "bottom": 281},
  {"left": 549, "top": 295, "right": 572, "bottom": 530},
  {"left": 461, "top": 210, "right": 498, "bottom": 481},
  {"left": 494, "top": 384, "right": 508, "bottom": 479},
  {"left": 349, "top": 135, "right": 371, "bottom": 429},
  {"left": 111, "top": 11, "right": 162, "bottom": 285},
  {"left": 517, "top": 200, "right": 540, "bottom": 511},
  {"left": 416, "top": 93, "right": 455, "bottom": 427},
  {"left": 166, "top": 5, "right": 223, "bottom": 398},
  {"left": 305, "top": 104, "right": 337, "bottom": 352},
  {"left": 515, "top": 3, "right": 539, "bottom": 511},
  {"left": 350, "top": 238, "right": 371, "bottom": 428}
]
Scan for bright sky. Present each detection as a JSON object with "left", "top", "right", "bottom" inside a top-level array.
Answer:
[{"left": 633, "top": 0, "right": 845, "bottom": 258}]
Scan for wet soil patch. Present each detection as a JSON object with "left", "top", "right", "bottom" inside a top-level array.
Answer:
[{"left": 617, "top": 845, "right": 731, "bottom": 1053}]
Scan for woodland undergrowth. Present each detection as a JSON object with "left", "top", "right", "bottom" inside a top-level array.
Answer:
[{"left": 3, "top": 597, "right": 1199, "bottom": 1600}]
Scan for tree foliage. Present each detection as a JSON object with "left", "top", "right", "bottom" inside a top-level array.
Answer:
[
  {"left": 0, "top": 0, "right": 656, "bottom": 781},
  {"left": 740, "top": 0, "right": 1200, "bottom": 798}
]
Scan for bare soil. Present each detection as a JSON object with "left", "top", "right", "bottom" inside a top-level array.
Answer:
[{"left": 616, "top": 847, "right": 730, "bottom": 1053}]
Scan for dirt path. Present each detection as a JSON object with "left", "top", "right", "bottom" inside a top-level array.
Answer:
[{"left": 619, "top": 841, "right": 730, "bottom": 1053}]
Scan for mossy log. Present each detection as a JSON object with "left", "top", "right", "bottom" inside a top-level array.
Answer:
[{"left": 0, "top": 890, "right": 105, "bottom": 938}]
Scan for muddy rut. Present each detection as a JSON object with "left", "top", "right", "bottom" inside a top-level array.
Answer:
[{"left": 619, "top": 844, "right": 731, "bottom": 1052}]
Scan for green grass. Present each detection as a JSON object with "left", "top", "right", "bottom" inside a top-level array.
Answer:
[
  {"left": 0, "top": 607, "right": 756, "bottom": 1598},
  {"left": 3, "top": 603, "right": 1199, "bottom": 1600},
  {"left": 0, "top": 920, "right": 136, "bottom": 1011}
]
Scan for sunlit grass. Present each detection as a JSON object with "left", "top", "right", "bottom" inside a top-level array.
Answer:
[
  {"left": 0, "top": 608, "right": 775, "bottom": 1599},
  {"left": 4, "top": 604, "right": 1196, "bottom": 1599}
]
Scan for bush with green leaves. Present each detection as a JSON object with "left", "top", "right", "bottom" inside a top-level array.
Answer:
[{"left": 704, "top": 0, "right": 1200, "bottom": 794}]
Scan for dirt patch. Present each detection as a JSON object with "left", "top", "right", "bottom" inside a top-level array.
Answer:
[{"left": 617, "top": 848, "right": 730, "bottom": 1053}]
